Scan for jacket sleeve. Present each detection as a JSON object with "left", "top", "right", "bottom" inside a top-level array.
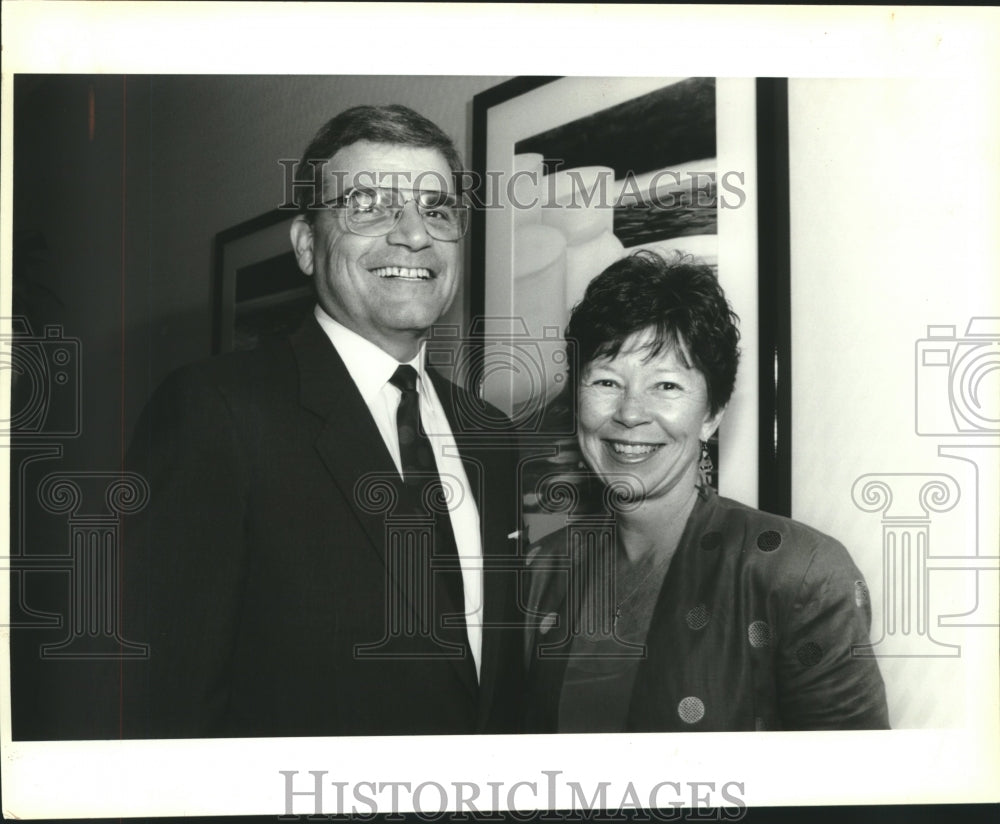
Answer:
[
  {"left": 121, "top": 365, "right": 250, "bottom": 737},
  {"left": 775, "top": 538, "right": 891, "bottom": 730}
]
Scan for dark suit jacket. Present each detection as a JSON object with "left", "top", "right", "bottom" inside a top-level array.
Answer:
[{"left": 122, "top": 317, "right": 525, "bottom": 737}]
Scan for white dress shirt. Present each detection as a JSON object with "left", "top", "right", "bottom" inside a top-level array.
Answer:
[{"left": 314, "top": 306, "right": 483, "bottom": 677}]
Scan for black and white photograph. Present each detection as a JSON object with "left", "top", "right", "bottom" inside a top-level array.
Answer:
[{"left": 2, "top": 3, "right": 998, "bottom": 821}]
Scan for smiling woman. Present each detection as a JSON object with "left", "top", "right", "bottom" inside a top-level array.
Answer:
[
  {"left": 522, "top": 250, "right": 890, "bottom": 733},
  {"left": 577, "top": 334, "right": 723, "bottom": 509}
]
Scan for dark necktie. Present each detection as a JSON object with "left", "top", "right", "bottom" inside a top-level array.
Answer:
[
  {"left": 388, "top": 365, "right": 468, "bottom": 642},
  {"left": 390, "top": 365, "right": 437, "bottom": 482}
]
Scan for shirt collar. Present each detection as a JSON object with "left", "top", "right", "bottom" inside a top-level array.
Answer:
[{"left": 313, "top": 305, "right": 425, "bottom": 403}]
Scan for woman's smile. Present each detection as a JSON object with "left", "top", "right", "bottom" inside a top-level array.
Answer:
[{"left": 604, "top": 439, "right": 664, "bottom": 461}]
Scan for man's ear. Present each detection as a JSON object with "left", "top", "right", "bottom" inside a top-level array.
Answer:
[
  {"left": 701, "top": 405, "right": 726, "bottom": 442},
  {"left": 289, "top": 215, "right": 315, "bottom": 276}
]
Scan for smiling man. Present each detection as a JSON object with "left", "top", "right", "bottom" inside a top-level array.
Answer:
[
  {"left": 290, "top": 136, "right": 463, "bottom": 362},
  {"left": 121, "top": 105, "right": 524, "bottom": 738}
]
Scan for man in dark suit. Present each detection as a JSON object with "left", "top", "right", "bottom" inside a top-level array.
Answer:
[{"left": 122, "top": 105, "right": 524, "bottom": 737}]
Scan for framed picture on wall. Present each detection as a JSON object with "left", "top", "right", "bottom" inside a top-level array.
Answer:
[
  {"left": 471, "top": 77, "right": 791, "bottom": 536},
  {"left": 212, "top": 209, "right": 313, "bottom": 354}
]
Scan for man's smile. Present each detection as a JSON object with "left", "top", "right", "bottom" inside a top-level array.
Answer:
[{"left": 370, "top": 265, "right": 434, "bottom": 280}]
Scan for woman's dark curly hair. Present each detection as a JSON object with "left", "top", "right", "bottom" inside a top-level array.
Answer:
[{"left": 565, "top": 250, "right": 741, "bottom": 415}]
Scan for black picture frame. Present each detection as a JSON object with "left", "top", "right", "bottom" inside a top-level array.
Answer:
[
  {"left": 471, "top": 76, "right": 791, "bottom": 517},
  {"left": 212, "top": 208, "right": 313, "bottom": 355}
]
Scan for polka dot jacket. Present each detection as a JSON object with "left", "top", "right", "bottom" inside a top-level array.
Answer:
[{"left": 522, "top": 486, "right": 891, "bottom": 732}]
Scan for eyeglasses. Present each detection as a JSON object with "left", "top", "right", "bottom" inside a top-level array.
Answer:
[{"left": 323, "top": 185, "right": 470, "bottom": 241}]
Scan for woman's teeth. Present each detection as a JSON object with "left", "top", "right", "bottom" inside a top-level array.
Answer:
[{"left": 611, "top": 442, "right": 659, "bottom": 456}]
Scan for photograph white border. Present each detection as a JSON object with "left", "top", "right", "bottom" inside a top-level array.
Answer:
[{"left": 2, "top": 2, "right": 998, "bottom": 819}]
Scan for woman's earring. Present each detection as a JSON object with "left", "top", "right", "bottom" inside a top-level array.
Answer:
[{"left": 698, "top": 440, "right": 714, "bottom": 489}]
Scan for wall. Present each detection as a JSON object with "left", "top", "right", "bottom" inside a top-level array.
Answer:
[
  {"left": 789, "top": 77, "right": 1000, "bottom": 728},
  {"left": 14, "top": 76, "right": 150, "bottom": 472}
]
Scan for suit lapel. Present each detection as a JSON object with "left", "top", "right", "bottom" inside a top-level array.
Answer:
[
  {"left": 293, "top": 320, "right": 478, "bottom": 696},
  {"left": 291, "top": 318, "right": 399, "bottom": 562}
]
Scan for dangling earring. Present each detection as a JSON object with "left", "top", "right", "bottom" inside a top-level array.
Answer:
[{"left": 698, "top": 440, "right": 714, "bottom": 489}]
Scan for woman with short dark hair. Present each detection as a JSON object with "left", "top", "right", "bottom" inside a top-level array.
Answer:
[{"left": 523, "top": 250, "right": 889, "bottom": 732}]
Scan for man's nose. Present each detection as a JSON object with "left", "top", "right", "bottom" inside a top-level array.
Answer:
[
  {"left": 386, "top": 200, "right": 432, "bottom": 249},
  {"left": 613, "top": 390, "right": 650, "bottom": 427}
]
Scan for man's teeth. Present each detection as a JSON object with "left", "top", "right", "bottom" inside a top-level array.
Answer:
[
  {"left": 611, "top": 442, "right": 659, "bottom": 456},
  {"left": 372, "top": 266, "right": 432, "bottom": 280}
]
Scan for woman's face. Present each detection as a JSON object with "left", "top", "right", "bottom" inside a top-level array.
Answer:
[{"left": 577, "top": 328, "right": 725, "bottom": 504}]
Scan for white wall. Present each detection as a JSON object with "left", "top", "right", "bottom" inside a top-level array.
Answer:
[{"left": 789, "top": 78, "right": 1000, "bottom": 728}]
